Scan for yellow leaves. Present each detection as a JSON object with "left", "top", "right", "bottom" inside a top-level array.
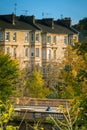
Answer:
[
  {"left": 58, "top": 105, "right": 63, "bottom": 112},
  {"left": 27, "top": 70, "right": 51, "bottom": 98},
  {"left": 6, "top": 125, "right": 19, "bottom": 130},
  {"left": 72, "top": 69, "right": 77, "bottom": 77},
  {"left": 1, "top": 113, "right": 8, "bottom": 123},
  {"left": 0, "top": 100, "right": 14, "bottom": 125}
]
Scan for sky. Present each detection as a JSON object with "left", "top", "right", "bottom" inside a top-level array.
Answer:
[{"left": 0, "top": 0, "right": 87, "bottom": 25}]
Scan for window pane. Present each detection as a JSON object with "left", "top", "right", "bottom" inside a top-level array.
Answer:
[
  {"left": 31, "top": 48, "right": 34, "bottom": 56},
  {"left": 42, "top": 35, "right": 46, "bottom": 44},
  {"left": 36, "top": 48, "right": 39, "bottom": 57},
  {"left": 36, "top": 34, "right": 39, "bottom": 41},
  {"left": 53, "top": 36, "right": 56, "bottom": 44},
  {"left": 25, "top": 32, "right": 28, "bottom": 42},
  {"left": 5, "top": 32, "right": 10, "bottom": 41},
  {"left": 13, "top": 32, "right": 16, "bottom": 41},
  {"left": 42, "top": 50, "right": 46, "bottom": 59},
  {"left": 64, "top": 36, "right": 67, "bottom": 44},
  {"left": 0, "top": 32, "right": 4, "bottom": 41},
  {"left": 68, "top": 36, "right": 73, "bottom": 45},
  {"left": 25, "top": 48, "right": 28, "bottom": 57},
  {"left": 47, "top": 49, "right": 51, "bottom": 59},
  {"left": 13, "top": 48, "right": 16, "bottom": 58},
  {"left": 54, "top": 50, "right": 56, "bottom": 59},
  {"left": 47, "top": 36, "right": 51, "bottom": 44},
  {"left": 31, "top": 33, "right": 34, "bottom": 41}
]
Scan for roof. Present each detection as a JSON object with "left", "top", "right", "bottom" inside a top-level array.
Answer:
[
  {"left": 0, "top": 14, "right": 78, "bottom": 35},
  {"left": 36, "top": 19, "right": 78, "bottom": 34},
  {"left": 0, "top": 14, "right": 40, "bottom": 31}
]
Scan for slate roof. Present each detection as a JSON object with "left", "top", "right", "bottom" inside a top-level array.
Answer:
[
  {"left": 0, "top": 14, "right": 78, "bottom": 35},
  {"left": 0, "top": 14, "right": 40, "bottom": 31},
  {"left": 36, "top": 19, "right": 78, "bottom": 34}
]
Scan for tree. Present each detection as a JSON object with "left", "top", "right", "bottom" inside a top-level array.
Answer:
[
  {"left": 74, "top": 17, "right": 87, "bottom": 30},
  {"left": 73, "top": 18, "right": 87, "bottom": 42},
  {"left": 0, "top": 51, "right": 20, "bottom": 101},
  {"left": 47, "top": 99, "right": 81, "bottom": 130},
  {"left": 27, "top": 70, "right": 50, "bottom": 98},
  {"left": 0, "top": 51, "right": 20, "bottom": 129},
  {"left": 58, "top": 42, "right": 87, "bottom": 98},
  {"left": 42, "top": 61, "right": 63, "bottom": 99},
  {"left": 0, "top": 100, "right": 19, "bottom": 130},
  {"left": 57, "top": 41, "right": 87, "bottom": 128},
  {"left": 26, "top": 69, "right": 51, "bottom": 98}
]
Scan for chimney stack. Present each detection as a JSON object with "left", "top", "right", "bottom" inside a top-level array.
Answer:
[
  {"left": 20, "top": 15, "right": 35, "bottom": 24},
  {"left": 43, "top": 18, "right": 54, "bottom": 29},
  {"left": 12, "top": 13, "right": 16, "bottom": 25},
  {"left": 57, "top": 17, "right": 71, "bottom": 27}
]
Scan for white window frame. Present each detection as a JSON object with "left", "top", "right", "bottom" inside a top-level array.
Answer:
[
  {"left": 64, "top": 36, "right": 67, "bottom": 44},
  {"left": 47, "top": 36, "right": 51, "bottom": 44},
  {"left": 5, "top": 32, "right": 10, "bottom": 41},
  {"left": 25, "top": 32, "right": 29, "bottom": 42},
  {"left": 68, "top": 35, "right": 73, "bottom": 45},
  {"left": 36, "top": 34, "right": 39, "bottom": 41},
  {"left": 47, "top": 49, "right": 51, "bottom": 60},
  {"left": 53, "top": 36, "right": 56, "bottom": 44},
  {"left": 31, "top": 33, "right": 34, "bottom": 42},
  {"left": 13, "top": 32, "right": 16, "bottom": 41}
]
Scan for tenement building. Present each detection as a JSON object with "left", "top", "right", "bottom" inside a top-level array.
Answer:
[{"left": 0, "top": 14, "right": 78, "bottom": 71}]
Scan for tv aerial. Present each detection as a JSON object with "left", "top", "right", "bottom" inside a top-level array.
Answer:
[{"left": 14, "top": 3, "right": 17, "bottom": 15}]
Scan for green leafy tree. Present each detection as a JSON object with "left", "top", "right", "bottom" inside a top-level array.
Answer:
[
  {"left": 27, "top": 70, "right": 50, "bottom": 98},
  {"left": 0, "top": 51, "right": 20, "bottom": 130},
  {"left": 0, "top": 51, "right": 20, "bottom": 101}
]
